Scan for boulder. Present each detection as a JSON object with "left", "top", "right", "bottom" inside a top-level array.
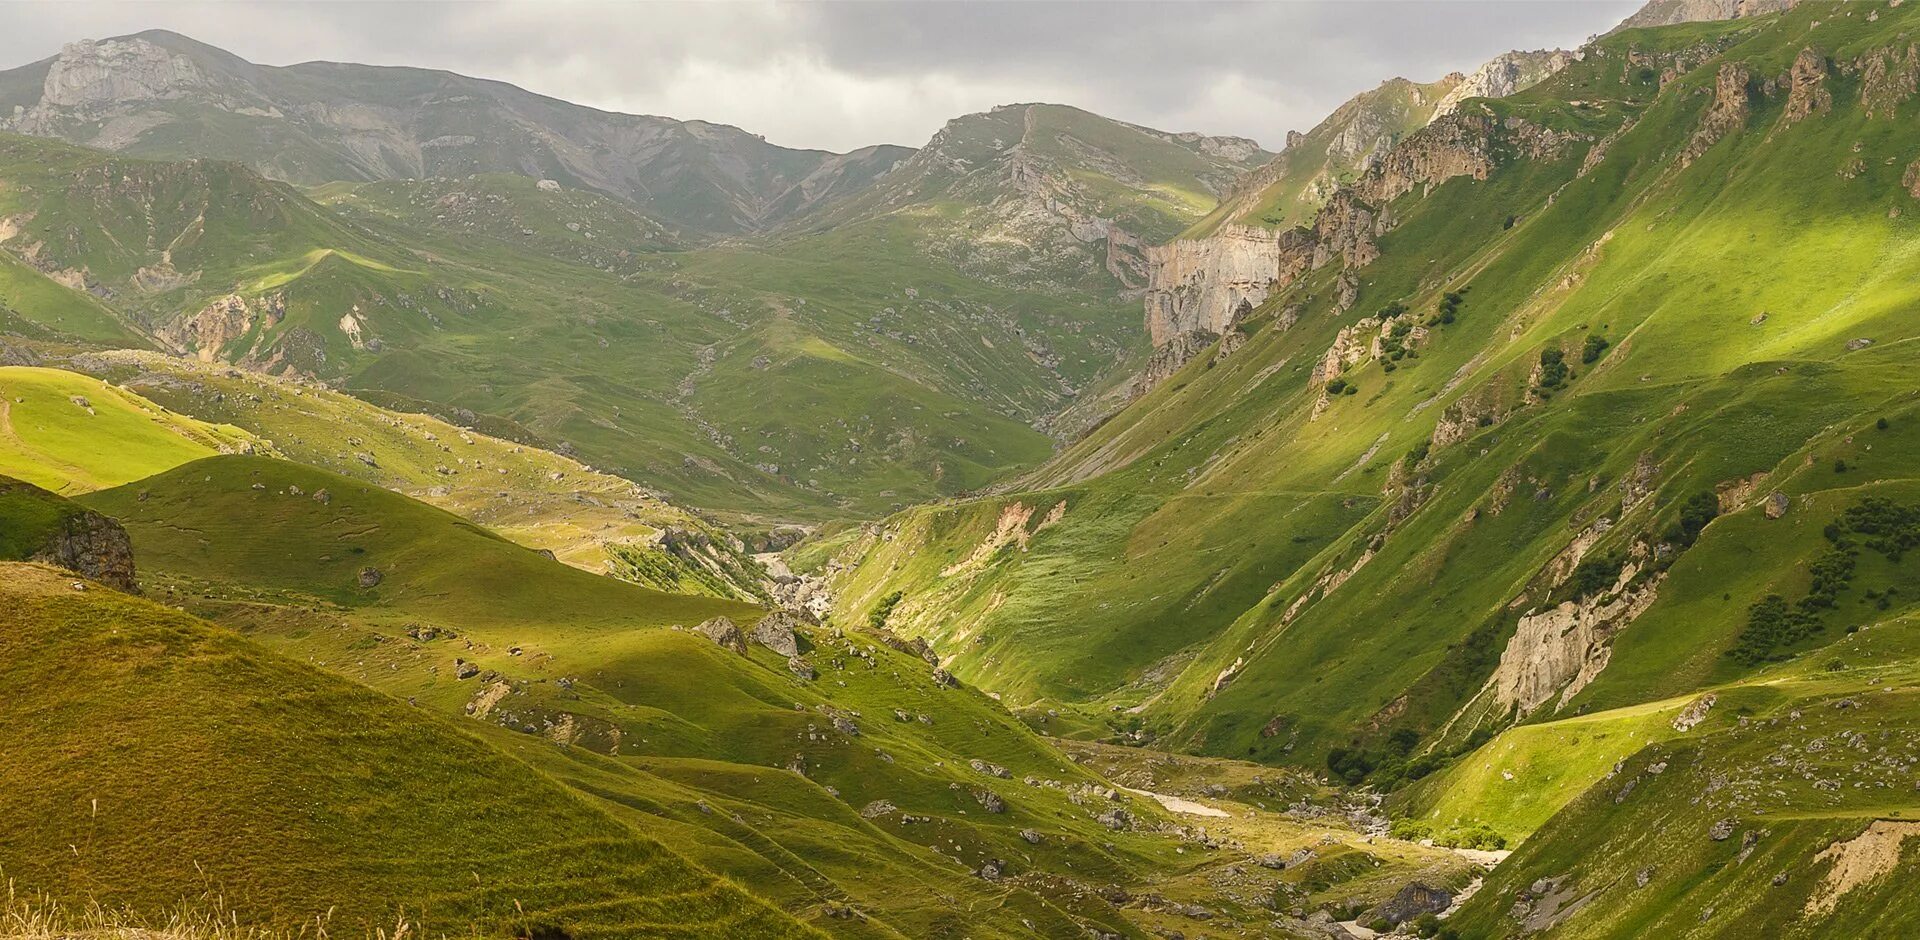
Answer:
[
  {"left": 751, "top": 611, "right": 803, "bottom": 657},
  {"left": 1373, "top": 882, "right": 1452, "bottom": 926},
  {"left": 1710, "top": 818, "right": 1738, "bottom": 841},
  {"left": 357, "top": 566, "right": 383, "bottom": 588},
  {"left": 788, "top": 656, "right": 817, "bottom": 681},
  {"left": 1020, "top": 828, "right": 1042, "bottom": 844},
  {"left": 974, "top": 789, "right": 1006, "bottom": 814},
  {"left": 696, "top": 616, "right": 748, "bottom": 654},
  {"left": 1765, "top": 491, "right": 1790, "bottom": 519},
  {"left": 453, "top": 658, "right": 480, "bottom": 680}
]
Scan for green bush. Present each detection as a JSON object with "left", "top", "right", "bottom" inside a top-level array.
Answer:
[{"left": 1581, "top": 333, "right": 1611, "bottom": 364}]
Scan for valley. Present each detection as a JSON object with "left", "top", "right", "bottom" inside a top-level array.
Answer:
[{"left": 7, "top": 1, "right": 1920, "bottom": 938}]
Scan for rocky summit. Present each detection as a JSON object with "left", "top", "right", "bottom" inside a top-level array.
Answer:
[{"left": 5, "top": 2, "right": 1920, "bottom": 938}]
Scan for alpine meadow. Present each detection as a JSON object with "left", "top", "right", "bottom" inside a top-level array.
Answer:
[{"left": 6, "top": 1, "right": 1920, "bottom": 938}]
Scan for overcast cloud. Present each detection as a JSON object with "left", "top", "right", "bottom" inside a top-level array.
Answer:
[{"left": 1, "top": 1, "right": 1641, "bottom": 153}]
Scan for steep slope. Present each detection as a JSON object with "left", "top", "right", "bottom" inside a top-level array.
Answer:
[
  {"left": 0, "top": 364, "right": 251, "bottom": 491},
  {"left": 0, "top": 30, "right": 908, "bottom": 236},
  {"left": 69, "top": 454, "right": 1475, "bottom": 937},
  {"left": 0, "top": 561, "right": 816, "bottom": 939},
  {"left": 1437, "top": 616, "right": 1920, "bottom": 936},
  {"left": 826, "top": 0, "right": 1920, "bottom": 812}
]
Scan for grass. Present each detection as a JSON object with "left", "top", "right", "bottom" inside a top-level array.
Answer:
[
  {"left": 0, "top": 561, "right": 815, "bottom": 940},
  {"left": 0, "top": 366, "right": 247, "bottom": 493}
]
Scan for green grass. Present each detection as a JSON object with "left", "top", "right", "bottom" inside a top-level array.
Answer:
[
  {"left": 0, "top": 366, "right": 247, "bottom": 493},
  {"left": 0, "top": 560, "right": 816, "bottom": 940}
]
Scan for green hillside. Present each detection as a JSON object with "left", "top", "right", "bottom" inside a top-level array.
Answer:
[
  {"left": 63, "top": 454, "right": 1470, "bottom": 937},
  {"left": 0, "top": 364, "right": 249, "bottom": 492},
  {"left": 0, "top": 125, "right": 1181, "bottom": 521},
  {"left": 0, "top": 561, "right": 815, "bottom": 939},
  {"left": 827, "top": 1, "right": 1920, "bottom": 807}
]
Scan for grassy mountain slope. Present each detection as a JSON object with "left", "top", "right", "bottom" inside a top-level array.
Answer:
[
  {"left": 0, "top": 364, "right": 250, "bottom": 492},
  {"left": 0, "top": 561, "right": 816, "bottom": 940},
  {"left": 1436, "top": 614, "right": 1920, "bottom": 937},
  {"left": 826, "top": 1, "right": 1920, "bottom": 812},
  {"left": 62, "top": 453, "right": 1471, "bottom": 937},
  {"left": 0, "top": 131, "right": 1108, "bottom": 520}
]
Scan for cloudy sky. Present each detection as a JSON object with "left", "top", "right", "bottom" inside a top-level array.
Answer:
[{"left": 1, "top": 1, "right": 1642, "bottom": 153}]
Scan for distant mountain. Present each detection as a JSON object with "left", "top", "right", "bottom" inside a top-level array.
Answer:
[
  {"left": 0, "top": 30, "right": 911, "bottom": 235},
  {"left": 803, "top": 102, "right": 1269, "bottom": 294}
]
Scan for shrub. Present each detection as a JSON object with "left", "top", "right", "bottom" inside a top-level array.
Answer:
[
  {"left": 1581, "top": 333, "right": 1611, "bottom": 364},
  {"left": 1668, "top": 491, "right": 1720, "bottom": 546},
  {"left": 1326, "top": 377, "right": 1349, "bottom": 395},
  {"left": 1566, "top": 554, "right": 1623, "bottom": 600},
  {"left": 869, "top": 590, "right": 904, "bottom": 629},
  {"left": 1536, "top": 348, "right": 1569, "bottom": 389}
]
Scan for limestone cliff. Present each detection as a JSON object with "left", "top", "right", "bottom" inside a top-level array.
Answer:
[
  {"left": 1142, "top": 225, "right": 1289, "bottom": 344},
  {"left": 1491, "top": 558, "right": 1660, "bottom": 717}
]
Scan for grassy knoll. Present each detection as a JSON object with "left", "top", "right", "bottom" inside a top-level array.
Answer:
[{"left": 0, "top": 561, "right": 815, "bottom": 940}]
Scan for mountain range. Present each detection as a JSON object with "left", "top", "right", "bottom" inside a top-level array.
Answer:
[{"left": 14, "top": 1, "right": 1920, "bottom": 938}]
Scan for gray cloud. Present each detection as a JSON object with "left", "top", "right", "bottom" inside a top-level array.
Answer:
[{"left": 0, "top": 1, "right": 1641, "bottom": 153}]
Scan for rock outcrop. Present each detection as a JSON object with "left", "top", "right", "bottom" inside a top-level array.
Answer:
[
  {"left": 1142, "top": 225, "right": 1287, "bottom": 345},
  {"left": 1434, "top": 51, "right": 1576, "bottom": 118},
  {"left": 1682, "top": 64, "right": 1753, "bottom": 166},
  {"left": 156, "top": 293, "right": 286, "bottom": 363},
  {"left": 1492, "top": 560, "right": 1662, "bottom": 716},
  {"left": 1781, "top": 48, "right": 1832, "bottom": 124},
  {"left": 1611, "top": 0, "right": 1797, "bottom": 34},
  {"left": 29, "top": 505, "right": 138, "bottom": 593},
  {"left": 38, "top": 39, "right": 205, "bottom": 109},
  {"left": 1858, "top": 44, "right": 1920, "bottom": 119}
]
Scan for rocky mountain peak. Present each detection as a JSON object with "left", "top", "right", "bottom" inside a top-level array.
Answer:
[{"left": 40, "top": 37, "right": 206, "bottom": 108}]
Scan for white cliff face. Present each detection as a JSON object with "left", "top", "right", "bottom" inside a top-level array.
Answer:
[
  {"left": 40, "top": 39, "right": 204, "bottom": 108},
  {"left": 1433, "top": 51, "right": 1575, "bottom": 119},
  {"left": 1141, "top": 224, "right": 1284, "bottom": 345},
  {"left": 1491, "top": 562, "right": 1661, "bottom": 717}
]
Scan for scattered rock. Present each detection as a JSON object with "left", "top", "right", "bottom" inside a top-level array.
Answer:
[
  {"left": 859, "top": 800, "right": 896, "bottom": 819},
  {"left": 1673, "top": 693, "right": 1718, "bottom": 732},
  {"left": 751, "top": 611, "right": 803, "bottom": 657},
  {"left": 696, "top": 616, "right": 747, "bottom": 654},
  {"left": 1846, "top": 338, "right": 1876, "bottom": 351},
  {"left": 1710, "top": 818, "right": 1738, "bottom": 841},
  {"left": 1765, "top": 491, "right": 1790, "bottom": 519},
  {"left": 974, "top": 789, "right": 1006, "bottom": 814},
  {"left": 312, "top": 488, "right": 331, "bottom": 504},
  {"left": 788, "top": 656, "right": 817, "bottom": 681}
]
